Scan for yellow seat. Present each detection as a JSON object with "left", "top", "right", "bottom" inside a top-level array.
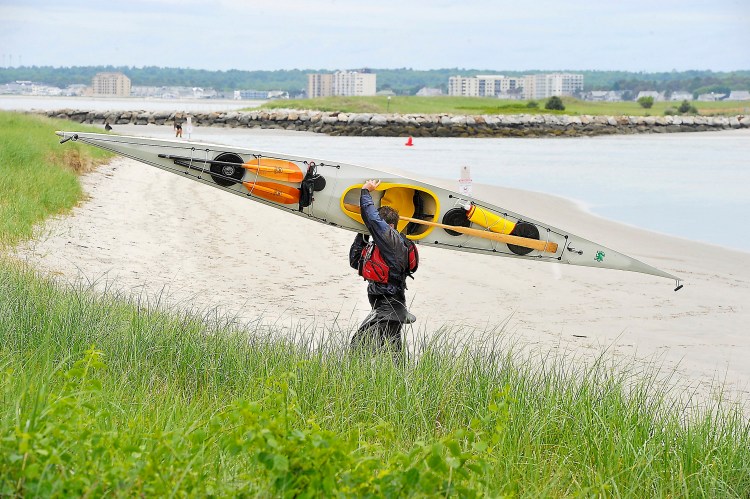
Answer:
[{"left": 381, "top": 187, "right": 415, "bottom": 232}]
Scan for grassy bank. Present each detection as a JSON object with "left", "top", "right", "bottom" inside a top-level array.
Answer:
[
  {"left": 0, "top": 111, "right": 112, "bottom": 247},
  {"left": 257, "top": 95, "right": 749, "bottom": 117},
  {"left": 2, "top": 112, "right": 749, "bottom": 496},
  {"left": 3, "top": 265, "right": 750, "bottom": 497}
]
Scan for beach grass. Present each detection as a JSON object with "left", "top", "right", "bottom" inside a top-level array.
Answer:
[
  {"left": 0, "top": 111, "right": 112, "bottom": 247},
  {"left": 2, "top": 262, "right": 749, "bottom": 497},
  {"left": 1, "top": 111, "right": 749, "bottom": 496},
  {"left": 256, "top": 95, "right": 749, "bottom": 117}
]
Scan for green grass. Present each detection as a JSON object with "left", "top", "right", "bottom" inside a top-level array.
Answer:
[
  {"left": 1, "top": 111, "right": 749, "bottom": 496},
  {"left": 1, "top": 264, "right": 749, "bottom": 497},
  {"left": 0, "top": 111, "right": 112, "bottom": 247},
  {"left": 257, "top": 95, "right": 750, "bottom": 117}
]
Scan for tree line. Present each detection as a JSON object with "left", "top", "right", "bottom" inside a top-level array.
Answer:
[{"left": 1, "top": 66, "right": 748, "bottom": 96}]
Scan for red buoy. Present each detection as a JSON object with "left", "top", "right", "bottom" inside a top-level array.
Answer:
[{"left": 405, "top": 136, "right": 414, "bottom": 146}]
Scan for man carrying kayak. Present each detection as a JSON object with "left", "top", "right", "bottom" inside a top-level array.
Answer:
[{"left": 349, "top": 179, "right": 417, "bottom": 357}]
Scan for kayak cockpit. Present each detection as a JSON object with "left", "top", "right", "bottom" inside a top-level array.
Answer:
[{"left": 340, "top": 183, "right": 440, "bottom": 240}]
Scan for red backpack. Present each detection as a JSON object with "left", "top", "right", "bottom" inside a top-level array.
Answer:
[{"left": 359, "top": 236, "right": 419, "bottom": 285}]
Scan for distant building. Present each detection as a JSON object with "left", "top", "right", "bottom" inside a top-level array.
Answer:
[
  {"left": 0, "top": 80, "right": 67, "bottom": 96},
  {"left": 449, "top": 75, "right": 524, "bottom": 98},
  {"left": 234, "top": 89, "right": 269, "bottom": 100},
  {"left": 522, "top": 73, "right": 583, "bottom": 100},
  {"left": 131, "top": 86, "right": 166, "bottom": 98},
  {"left": 728, "top": 90, "right": 750, "bottom": 101},
  {"left": 132, "top": 85, "right": 217, "bottom": 99},
  {"left": 668, "top": 91, "right": 693, "bottom": 102},
  {"left": 636, "top": 91, "right": 663, "bottom": 102},
  {"left": 30, "top": 84, "right": 62, "bottom": 96},
  {"left": 190, "top": 87, "right": 217, "bottom": 99},
  {"left": 63, "top": 84, "right": 88, "bottom": 96},
  {"left": 416, "top": 87, "right": 443, "bottom": 97},
  {"left": 448, "top": 73, "right": 582, "bottom": 99},
  {"left": 696, "top": 92, "right": 726, "bottom": 102},
  {"left": 582, "top": 90, "right": 624, "bottom": 102},
  {"left": 307, "top": 71, "right": 377, "bottom": 97},
  {"left": 308, "top": 74, "right": 333, "bottom": 98},
  {"left": 333, "top": 71, "right": 376, "bottom": 96},
  {"left": 0, "top": 81, "right": 33, "bottom": 94},
  {"left": 92, "top": 72, "right": 131, "bottom": 97}
]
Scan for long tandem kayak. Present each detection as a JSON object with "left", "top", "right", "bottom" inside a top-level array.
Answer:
[{"left": 56, "top": 131, "right": 683, "bottom": 290}]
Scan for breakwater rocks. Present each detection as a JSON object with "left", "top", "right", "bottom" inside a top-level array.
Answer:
[{"left": 40, "top": 109, "right": 750, "bottom": 138}]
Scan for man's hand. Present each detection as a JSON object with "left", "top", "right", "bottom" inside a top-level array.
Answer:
[{"left": 362, "top": 179, "right": 380, "bottom": 192}]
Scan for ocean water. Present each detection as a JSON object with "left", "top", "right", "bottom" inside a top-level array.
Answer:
[
  {"left": 189, "top": 128, "right": 750, "bottom": 252},
  {"left": 6, "top": 96, "right": 748, "bottom": 251}
]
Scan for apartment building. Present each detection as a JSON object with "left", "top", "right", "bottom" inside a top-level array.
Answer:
[
  {"left": 523, "top": 73, "right": 583, "bottom": 100},
  {"left": 91, "top": 72, "right": 131, "bottom": 97},
  {"left": 307, "top": 73, "right": 334, "bottom": 98},
  {"left": 448, "top": 75, "right": 524, "bottom": 98},
  {"left": 449, "top": 73, "right": 583, "bottom": 100},
  {"left": 307, "top": 71, "right": 376, "bottom": 97}
]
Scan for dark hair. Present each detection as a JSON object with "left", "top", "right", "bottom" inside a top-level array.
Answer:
[{"left": 378, "top": 206, "right": 399, "bottom": 226}]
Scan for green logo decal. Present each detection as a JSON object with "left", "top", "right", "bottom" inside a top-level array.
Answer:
[{"left": 595, "top": 250, "right": 605, "bottom": 262}]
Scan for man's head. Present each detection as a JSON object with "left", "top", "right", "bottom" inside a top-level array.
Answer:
[{"left": 378, "top": 206, "right": 400, "bottom": 227}]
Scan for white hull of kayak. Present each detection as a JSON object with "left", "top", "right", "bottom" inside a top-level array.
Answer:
[{"left": 56, "top": 131, "right": 682, "bottom": 288}]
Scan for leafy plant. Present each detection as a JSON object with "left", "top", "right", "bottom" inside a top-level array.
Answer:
[
  {"left": 638, "top": 96, "right": 655, "bottom": 108},
  {"left": 545, "top": 96, "right": 565, "bottom": 111},
  {"left": 213, "top": 372, "right": 508, "bottom": 496},
  {"left": 676, "top": 99, "right": 699, "bottom": 114}
]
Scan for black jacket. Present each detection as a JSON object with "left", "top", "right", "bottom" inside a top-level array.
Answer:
[{"left": 349, "top": 189, "right": 409, "bottom": 296}]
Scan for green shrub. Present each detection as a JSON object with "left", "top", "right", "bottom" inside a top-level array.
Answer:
[
  {"left": 638, "top": 96, "right": 655, "bottom": 108},
  {"left": 544, "top": 96, "right": 565, "bottom": 111}
]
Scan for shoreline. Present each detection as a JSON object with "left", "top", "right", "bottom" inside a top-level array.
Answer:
[{"left": 103, "top": 123, "right": 750, "bottom": 254}]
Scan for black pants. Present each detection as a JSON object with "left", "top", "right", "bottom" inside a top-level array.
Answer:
[{"left": 351, "top": 293, "right": 406, "bottom": 355}]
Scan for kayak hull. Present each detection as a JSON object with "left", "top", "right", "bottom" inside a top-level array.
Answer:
[{"left": 55, "top": 131, "right": 681, "bottom": 285}]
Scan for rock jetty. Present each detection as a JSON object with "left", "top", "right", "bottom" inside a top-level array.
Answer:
[{"left": 38, "top": 109, "right": 750, "bottom": 138}]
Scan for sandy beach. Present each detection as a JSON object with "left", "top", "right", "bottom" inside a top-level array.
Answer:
[{"left": 15, "top": 126, "right": 750, "bottom": 404}]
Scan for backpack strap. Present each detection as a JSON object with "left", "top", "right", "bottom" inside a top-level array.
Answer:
[{"left": 402, "top": 235, "right": 419, "bottom": 279}]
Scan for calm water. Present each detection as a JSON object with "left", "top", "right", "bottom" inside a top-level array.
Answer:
[{"left": 6, "top": 96, "right": 748, "bottom": 251}]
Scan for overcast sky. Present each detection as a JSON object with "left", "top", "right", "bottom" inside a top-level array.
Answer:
[{"left": 1, "top": 0, "right": 748, "bottom": 72}]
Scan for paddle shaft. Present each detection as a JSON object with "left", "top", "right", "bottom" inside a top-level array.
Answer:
[
  {"left": 343, "top": 203, "right": 557, "bottom": 253},
  {"left": 400, "top": 215, "right": 558, "bottom": 253}
]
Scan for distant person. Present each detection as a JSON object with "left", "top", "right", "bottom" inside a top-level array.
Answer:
[
  {"left": 104, "top": 122, "right": 113, "bottom": 131},
  {"left": 349, "top": 179, "right": 417, "bottom": 358},
  {"left": 174, "top": 120, "right": 183, "bottom": 138}
]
